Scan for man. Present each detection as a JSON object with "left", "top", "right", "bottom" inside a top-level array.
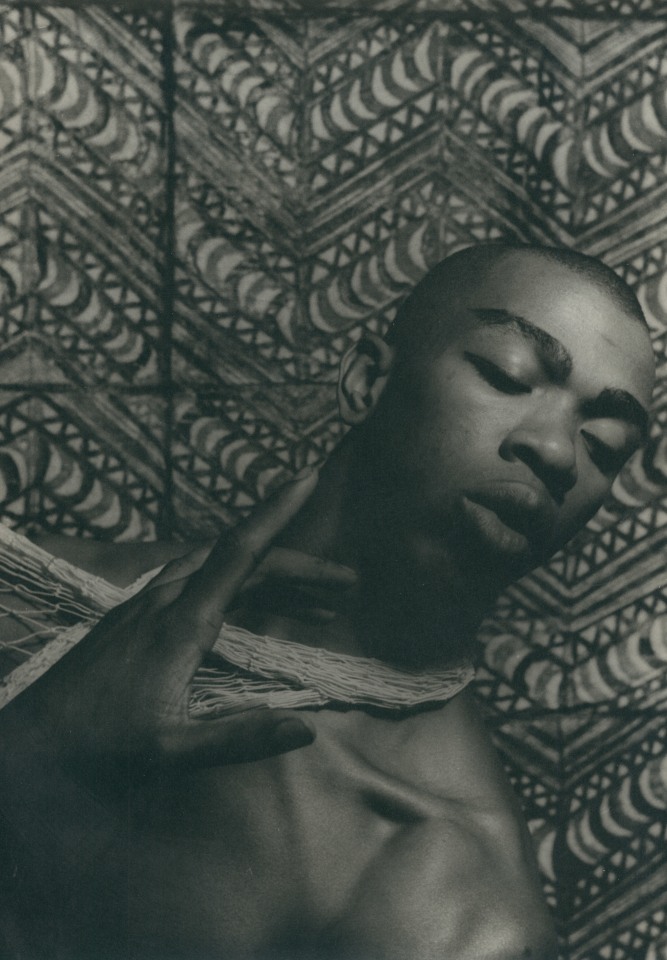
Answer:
[{"left": 0, "top": 243, "right": 655, "bottom": 959}]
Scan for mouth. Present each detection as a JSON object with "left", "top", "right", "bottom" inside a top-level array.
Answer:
[{"left": 460, "top": 484, "right": 556, "bottom": 559}]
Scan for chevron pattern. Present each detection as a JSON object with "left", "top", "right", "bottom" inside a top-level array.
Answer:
[{"left": 2, "top": 3, "right": 667, "bottom": 957}]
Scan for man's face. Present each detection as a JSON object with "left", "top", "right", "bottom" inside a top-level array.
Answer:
[{"left": 363, "top": 253, "right": 655, "bottom": 596}]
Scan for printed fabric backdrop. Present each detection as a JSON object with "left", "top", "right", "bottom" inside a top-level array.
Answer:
[{"left": 0, "top": 1, "right": 667, "bottom": 957}]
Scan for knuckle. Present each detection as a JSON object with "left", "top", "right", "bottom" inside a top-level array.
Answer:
[
  {"left": 149, "top": 608, "right": 175, "bottom": 639},
  {"left": 224, "top": 526, "right": 263, "bottom": 566},
  {"left": 167, "top": 601, "right": 215, "bottom": 630},
  {"left": 143, "top": 585, "right": 174, "bottom": 611},
  {"left": 148, "top": 709, "right": 187, "bottom": 763},
  {"left": 223, "top": 527, "right": 245, "bottom": 555}
]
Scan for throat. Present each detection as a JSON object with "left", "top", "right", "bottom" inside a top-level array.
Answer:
[
  {"left": 355, "top": 581, "right": 483, "bottom": 668},
  {"left": 230, "top": 608, "right": 362, "bottom": 659},
  {"left": 230, "top": 566, "right": 482, "bottom": 671},
  {"left": 258, "top": 444, "right": 488, "bottom": 669}
]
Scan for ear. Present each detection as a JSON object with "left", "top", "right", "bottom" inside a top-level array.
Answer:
[{"left": 337, "top": 332, "right": 395, "bottom": 426}]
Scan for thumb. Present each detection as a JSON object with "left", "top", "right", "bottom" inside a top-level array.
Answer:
[{"left": 170, "top": 711, "right": 316, "bottom": 767}]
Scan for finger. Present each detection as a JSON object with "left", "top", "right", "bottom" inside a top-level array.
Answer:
[
  {"left": 175, "top": 469, "right": 319, "bottom": 651},
  {"left": 243, "top": 548, "right": 357, "bottom": 593},
  {"left": 283, "top": 608, "right": 337, "bottom": 624},
  {"left": 134, "top": 545, "right": 214, "bottom": 598},
  {"left": 231, "top": 595, "right": 338, "bottom": 624},
  {"left": 232, "top": 582, "right": 348, "bottom": 620},
  {"left": 238, "top": 579, "right": 353, "bottom": 604},
  {"left": 169, "top": 711, "right": 316, "bottom": 767}
]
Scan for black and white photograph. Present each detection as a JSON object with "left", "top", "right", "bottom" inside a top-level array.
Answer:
[{"left": 0, "top": 2, "right": 666, "bottom": 958}]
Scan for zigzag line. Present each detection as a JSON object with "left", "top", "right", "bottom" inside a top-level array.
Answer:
[{"left": 447, "top": 45, "right": 566, "bottom": 177}]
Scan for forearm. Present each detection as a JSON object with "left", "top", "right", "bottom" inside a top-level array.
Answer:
[
  {"left": 0, "top": 692, "right": 133, "bottom": 959},
  {"left": 0, "top": 693, "right": 115, "bottom": 863}
]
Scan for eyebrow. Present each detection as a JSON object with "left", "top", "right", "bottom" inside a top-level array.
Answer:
[
  {"left": 471, "top": 307, "right": 649, "bottom": 440},
  {"left": 471, "top": 308, "right": 573, "bottom": 384}
]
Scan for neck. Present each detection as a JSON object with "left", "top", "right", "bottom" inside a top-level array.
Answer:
[{"left": 240, "top": 435, "right": 496, "bottom": 668}]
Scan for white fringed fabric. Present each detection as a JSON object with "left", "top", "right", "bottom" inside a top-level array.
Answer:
[{"left": 0, "top": 524, "right": 474, "bottom": 715}]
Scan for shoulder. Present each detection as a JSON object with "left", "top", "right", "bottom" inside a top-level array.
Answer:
[
  {"left": 436, "top": 809, "right": 558, "bottom": 960},
  {"left": 27, "top": 533, "right": 208, "bottom": 587}
]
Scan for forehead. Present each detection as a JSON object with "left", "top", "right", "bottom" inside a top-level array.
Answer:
[{"left": 458, "top": 252, "right": 655, "bottom": 406}]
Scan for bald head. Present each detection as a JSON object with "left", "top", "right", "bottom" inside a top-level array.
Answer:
[{"left": 386, "top": 243, "right": 648, "bottom": 362}]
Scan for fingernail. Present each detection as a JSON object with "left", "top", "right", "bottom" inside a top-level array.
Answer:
[{"left": 272, "top": 718, "right": 315, "bottom": 750}]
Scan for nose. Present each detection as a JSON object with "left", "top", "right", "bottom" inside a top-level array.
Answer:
[{"left": 499, "top": 407, "right": 578, "bottom": 502}]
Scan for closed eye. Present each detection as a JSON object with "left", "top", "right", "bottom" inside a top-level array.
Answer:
[
  {"left": 581, "top": 430, "right": 627, "bottom": 475},
  {"left": 465, "top": 353, "right": 531, "bottom": 396}
]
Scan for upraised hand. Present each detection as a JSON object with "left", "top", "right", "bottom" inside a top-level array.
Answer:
[{"left": 3, "top": 469, "right": 354, "bottom": 788}]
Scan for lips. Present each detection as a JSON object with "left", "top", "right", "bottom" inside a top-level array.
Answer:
[{"left": 460, "top": 483, "right": 556, "bottom": 558}]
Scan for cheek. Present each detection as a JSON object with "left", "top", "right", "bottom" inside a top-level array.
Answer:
[
  {"left": 414, "top": 385, "right": 502, "bottom": 481},
  {"left": 383, "top": 362, "right": 510, "bottom": 493},
  {"left": 424, "top": 364, "right": 482, "bottom": 414},
  {"left": 425, "top": 367, "right": 507, "bottom": 439}
]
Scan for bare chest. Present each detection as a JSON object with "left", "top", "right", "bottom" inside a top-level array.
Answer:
[
  {"left": 30, "top": 705, "right": 553, "bottom": 960},
  {"left": 122, "top": 726, "right": 418, "bottom": 957}
]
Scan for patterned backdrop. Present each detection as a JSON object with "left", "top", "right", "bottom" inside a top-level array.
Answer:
[{"left": 1, "top": 1, "right": 667, "bottom": 958}]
